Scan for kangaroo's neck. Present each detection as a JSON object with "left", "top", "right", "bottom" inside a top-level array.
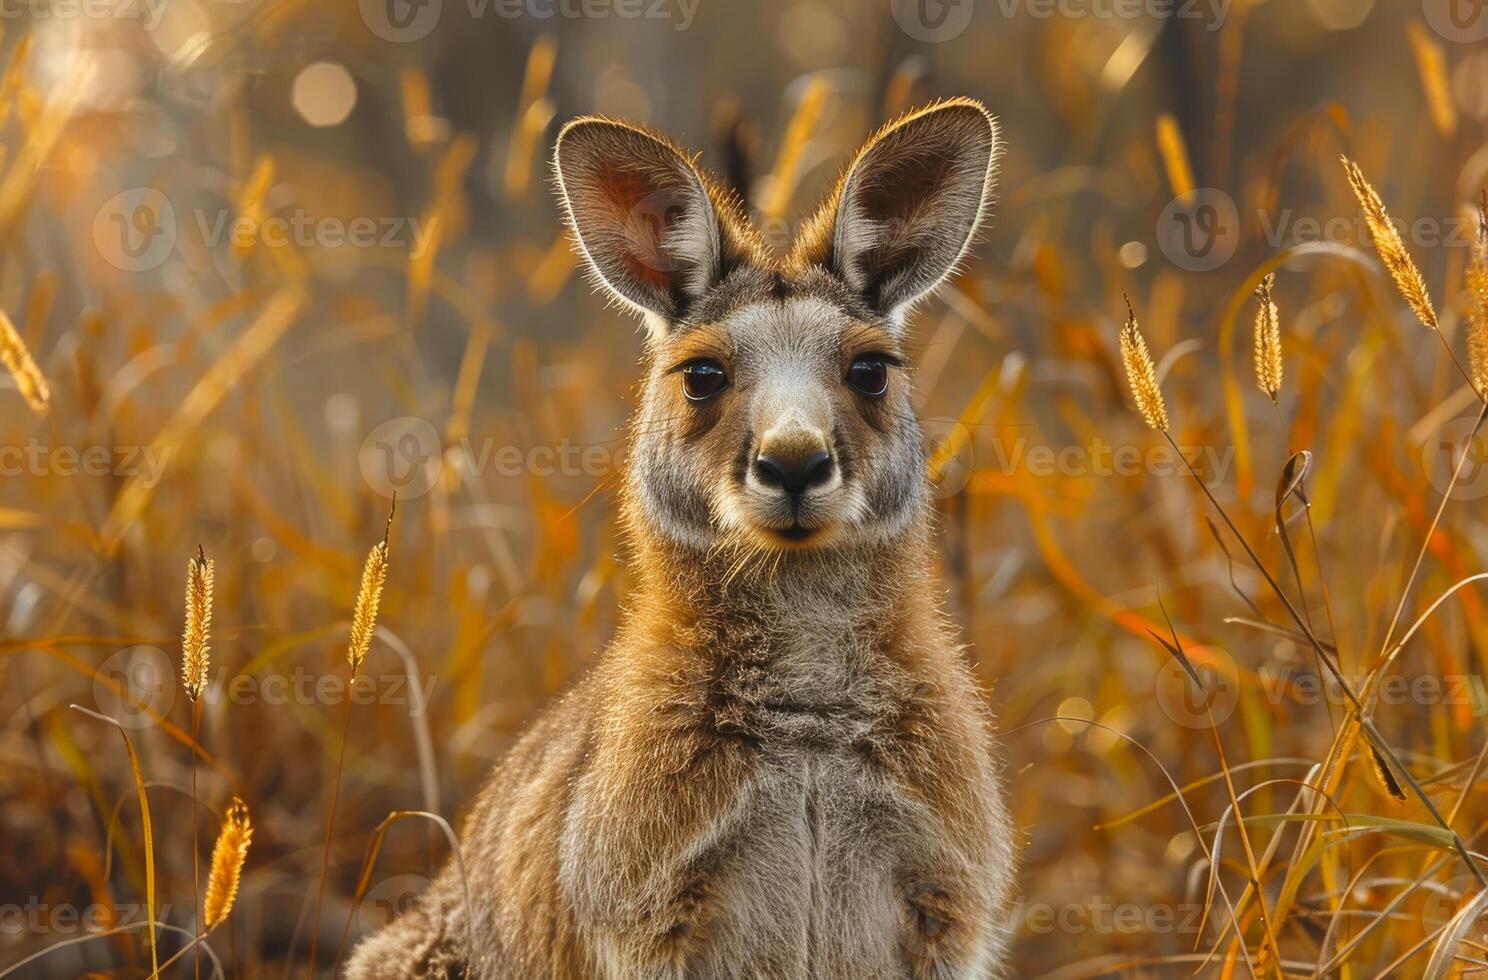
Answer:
[{"left": 625, "top": 502, "right": 943, "bottom": 662}]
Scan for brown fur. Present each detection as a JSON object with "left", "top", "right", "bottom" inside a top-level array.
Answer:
[{"left": 346, "top": 98, "right": 1016, "bottom": 980}]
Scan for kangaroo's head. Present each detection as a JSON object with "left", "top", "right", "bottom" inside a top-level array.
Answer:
[{"left": 553, "top": 99, "right": 999, "bottom": 558}]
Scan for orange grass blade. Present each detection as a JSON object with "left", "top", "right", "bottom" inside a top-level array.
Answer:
[
  {"left": 1155, "top": 113, "right": 1195, "bottom": 202},
  {"left": 1406, "top": 22, "right": 1457, "bottom": 138},
  {"left": 69, "top": 705, "right": 159, "bottom": 978},
  {"left": 760, "top": 75, "right": 828, "bottom": 221},
  {"left": 99, "top": 289, "right": 304, "bottom": 553},
  {"left": 0, "top": 308, "right": 49, "bottom": 414}
]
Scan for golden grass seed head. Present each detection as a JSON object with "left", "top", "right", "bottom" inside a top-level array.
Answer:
[
  {"left": 181, "top": 548, "right": 214, "bottom": 702},
  {"left": 1341, "top": 155, "right": 1439, "bottom": 332},
  {"left": 347, "top": 535, "right": 389, "bottom": 675},
  {"left": 1253, "top": 272, "right": 1283, "bottom": 401},
  {"left": 203, "top": 797, "right": 252, "bottom": 929},
  {"left": 1119, "top": 295, "right": 1170, "bottom": 432},
  {"left": 1468, "top": 193, "right": 1488, "bottom": 400}
]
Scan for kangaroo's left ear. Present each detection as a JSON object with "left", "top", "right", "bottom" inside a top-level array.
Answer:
[
  {"left": 553, "top": 117, "right": 729, "bottom": 333},
  {"left": 798, "top": 99, "right": 999, "bottom": 322}
]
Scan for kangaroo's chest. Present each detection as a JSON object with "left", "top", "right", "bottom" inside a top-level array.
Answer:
[
  {"left": 575, "top": 635, "right": 988, "bottom": 979},
  {"left": 687, "top": 737, "right": 916, "bottom": 980}
]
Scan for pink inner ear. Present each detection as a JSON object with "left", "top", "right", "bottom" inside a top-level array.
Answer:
[
  {"left": 596, "top": 167, "right": 683, "bottom": 289},
  {"left": 597, "top": 167, "right": 655, "bottom": 218},
  {"left": 859, "top": 153, "right": 953, "bottom": 223}
]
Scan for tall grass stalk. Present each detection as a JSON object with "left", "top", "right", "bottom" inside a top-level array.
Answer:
[{"left": 307, "top": 507, "right": 394, "bottom": 978}]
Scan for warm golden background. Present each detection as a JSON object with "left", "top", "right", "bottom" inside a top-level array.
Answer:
[{"left": 4, "top": 0, "right": 1488, "bottom": 975}]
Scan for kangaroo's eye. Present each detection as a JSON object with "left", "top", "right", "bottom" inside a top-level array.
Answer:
[
  {"left": 846, "top": 356, "right": 890, "bottom": 397},
  {"left": 681, "top": 360, "right": 728, "bottom": 402}
]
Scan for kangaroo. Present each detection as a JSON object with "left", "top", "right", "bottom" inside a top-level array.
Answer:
[{"left": 345, "top": 97, "right": 1016, "bottom": 980}]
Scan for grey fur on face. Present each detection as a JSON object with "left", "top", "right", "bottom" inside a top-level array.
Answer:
[{"left": 629, "top": 293, "right": 928, "bottom": 555}]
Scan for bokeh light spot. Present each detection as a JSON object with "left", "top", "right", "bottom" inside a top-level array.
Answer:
[
  {"left": 1056, "top": 697, "right": 1094, "bottom": 734},
  {"left": 293, "top": 63, "right": 358, "bottom": 128},
  {"left": 1307, "top": 0, "right": 1373, "bottom": 31}
]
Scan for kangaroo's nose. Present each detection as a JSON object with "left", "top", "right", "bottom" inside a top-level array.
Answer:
[{"left": 753, "top": 450, "right": 834, "bottom": 496}]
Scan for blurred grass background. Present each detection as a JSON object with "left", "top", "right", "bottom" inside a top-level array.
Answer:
[{"left": 4, "top": 0, "right": 1488, "bottom": 975}]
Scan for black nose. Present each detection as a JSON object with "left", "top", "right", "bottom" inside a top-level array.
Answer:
[{"left": 753, "top": 450, "right": 834, "bottom": 496}]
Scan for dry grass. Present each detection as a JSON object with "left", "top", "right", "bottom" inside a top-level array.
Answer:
[
  {"left": 1469, "top": 198, "right": 1488, "bottom": 399},
  {"left": 4, "top": 6, "right": 1488, "bottom": 979},
  {"left": 347, "top": 517, "right": 392, "bottom": 677},
  {"left": 203, "top": 798, "right": 252, "bottom": 930},
  {"left": 181, "top": 549, "right": 214, "bottom": 703},
  {"left": 1154, "top": 113, "right": 1195, "bottom": 203},
  {"left": 1119, "top": 295, "right": 1169, "bottom": 432},
  {"left": 1252, "top": 273, "right": 1282, "bottom": 402},
  {"left": 1342, "top": 154, "right": 1440, "bottom": 333},
  {"left": 0, "top": 308, "right": 48, "bottom": 415}
]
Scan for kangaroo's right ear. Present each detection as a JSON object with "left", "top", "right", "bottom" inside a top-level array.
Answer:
[
  {"left": 792, "top": 99, "right": 999, "bottom": 326},
  {"left": 554, "top": 118, "right": 726, "bottom": 330}
]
